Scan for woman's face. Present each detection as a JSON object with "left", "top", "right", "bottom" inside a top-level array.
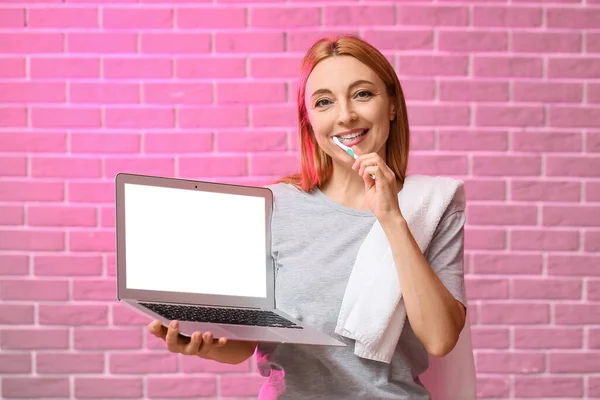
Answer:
[{"left": 304, "top": 55, "right": 395, "bottom": 166}]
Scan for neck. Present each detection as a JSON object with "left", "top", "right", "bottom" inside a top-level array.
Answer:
[{"left": 319, "top": 161, "right": 369, "bottom": 210}]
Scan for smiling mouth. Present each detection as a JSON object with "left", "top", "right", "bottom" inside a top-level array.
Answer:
[{"left": 335, "top": 129, "right": 369, "bottom": 144}]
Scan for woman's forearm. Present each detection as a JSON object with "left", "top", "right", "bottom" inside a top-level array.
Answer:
[
  {"left": 204, "top": 340, "right": 258, "bottom": 364},
  {"left": 380, "top": 214, "right": 465, "bottom": 357}
]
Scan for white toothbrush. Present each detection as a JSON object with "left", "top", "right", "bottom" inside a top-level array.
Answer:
[{"left": 332, "top": 137, "right": 375, "bottom": 179}]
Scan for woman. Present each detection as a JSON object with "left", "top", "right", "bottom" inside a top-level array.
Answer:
[{"left": 148, "top": 35, "right": 467, "bottom": 399}]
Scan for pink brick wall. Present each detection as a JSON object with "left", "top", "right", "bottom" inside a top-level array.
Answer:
[{"left": 0, "top": 0, "right": 598, "bottom": 399}]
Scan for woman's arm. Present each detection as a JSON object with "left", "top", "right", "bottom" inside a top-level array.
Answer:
[{"left": 380, "top": 214, "right": 466, "bottom": 357}]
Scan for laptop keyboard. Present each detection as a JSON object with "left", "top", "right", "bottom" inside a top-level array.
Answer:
[{"left": 139, "top": 302, "right": 303, "bottom": 329}]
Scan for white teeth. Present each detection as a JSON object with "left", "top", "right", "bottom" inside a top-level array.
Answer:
[{"left": 339, "top": 130, "right": 367, "bottom": 142}]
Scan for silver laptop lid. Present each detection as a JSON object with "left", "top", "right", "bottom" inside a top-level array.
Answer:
[{"left": 115, "top": 173, "right": 275, "bottom": 310}]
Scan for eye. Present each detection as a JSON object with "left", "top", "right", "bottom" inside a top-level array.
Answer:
[
  {"left": 315, "top": 98, "right": 332, "bottom": 108},
  {"left": 355, "top": 90, "right": 373, "bottom": 99}
]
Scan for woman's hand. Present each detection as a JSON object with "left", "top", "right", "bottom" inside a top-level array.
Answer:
[
  {"left": 148, "top": 319, "right": 227, "bottom": 359},
  {"left": 351, "top": 146, "right": 403, "bottom": 224}
]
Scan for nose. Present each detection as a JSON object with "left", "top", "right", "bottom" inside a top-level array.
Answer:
[{"left": 337, "top": 100, "right": 358, "bottom": 125}]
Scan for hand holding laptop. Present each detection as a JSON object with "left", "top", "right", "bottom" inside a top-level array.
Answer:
[{"left": 148, "top": 319, "right": 257, "bottom": 364}]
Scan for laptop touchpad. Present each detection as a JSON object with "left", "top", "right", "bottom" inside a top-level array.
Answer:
[{"left": 178, "top": 321, "right": 235, "bottom": 339}]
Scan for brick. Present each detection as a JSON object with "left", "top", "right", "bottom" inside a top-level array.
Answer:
[
  {"left": 591, "top": 329, "right": 600, "bottom": 348},
  {"left": 73, "top": 279, "right": 116, "bottom": 301},
  {"left": 35, "top": 255, "right": 103, "bottom": 276},
  {"left": 465, "top": 229, "right": 506, "bottom": 250},
  {"left": 103, "top": 58, "right": 172, "bottom": 79},
  {"left": 0, "top": 33, "right": 63, "bottom": 53},
  {"left": 463, "top": 179, "right": 506, "bottom": 201},
  {"left": 179, "top": 155, "right": 247, "bottom": 178},
  {"left": 439, "top": 130, "right": 508, "bottom": 152},
  {"left": 585, "top": 231, "right": 600, "bottom": 252},
  {"left": 175, "top": 57, "right": 246, "bottom": 79},
  {"left": 0, "top": 208, "right": 22, "bottom": 225},
  {"left": 0, "top": 255, "right": 28, "bottom": 275},
  {"left": 513, "top": 278, "right": 582, "bottom": 300},
  {"left": 0, "top": 107, "right": 26, "bottom": 127},
  {"left": 74, "top": 328, "right": 143, "bottom": 350},
  {"left": 143, "top": 83, "right": 211, "bottom": 104},
  {"left": 473, "top": 56, "right": 543, "bottom": 78},
  {"left": 103, "top": 8, "right": 172, "bottom": 28},
  {"left": 549, "top": 58, "right": 600, "bottom": 79},
  {"left": 69, "top": 230, "right": 115, "bottom": 252},
  {"left": 100, "top": 206, "right": 115, "bottom": 228},
  {"left": 592, "top": 377, "right": 600, "bottom": 398},
  {"left": 476, "top": 105, "right": 544, "bottom": 127},
  {"left": 70, "top": 82, "right": 140, "bottom": 104},
  {"left": 543, "top": 205, "right": 600, "bottom": 227},
  {"left": 515, "top": 328, "right": 583, "bottom": 349},
  {"left": 589, "top": 84, "right": 600, "bottom": 104},
  {"left": 112, "top": 303, "right": 151, "bottom": 326},
  {"left": 588, "top": 280, "right": 600, "bottom": 300},
  {"left": 556, "top": 304, "right": 600, "bottom": 324},
  {"left": 549, "top": 353, "right": 600, "bottom": 373},
  {"left": 31, "top": 157, "right": 101, "bottom": 178},
  {"left": 468, "top": 205, "right": 537, "bottom": 226},
  {"left": 511, "top": 230, "right": 579, "bottom": 251},
  {"left": 0, "top": 305, "right": 34, "bottom": 324},
  {"left": 2, "top": 378, "right": 70, "bottom": 399},
  {"left": 67, "top": 32, "right": 137, "bottom": 53},
  {"left": 407, "top": 155, "right": 468, "bottom": 176},
  {"left": 28, "top": 205, "right": 96, "bottom": 227},
  {"left": 39, "top": 305, "right": 108, "bottom": 326},
  {"left": 514, "top": 82, "right": 583, "bottom": 103},
  {"left": 512, "top": 31, "right": 581, "bottom": 53},
  {"left": 439, "top": 30, "right": 508, "bottom": 52},
  {"left": 397, "top": 55, "right": 468, "bottom": 76},
  {"left": 512, "top": 131, "right": 581, "bottom": 152},
  {"left": 0, "top": 82, "right": 66, "bottom": 103},
  {"left": 141, "top": 32, "right": 211, "bottom": 54},
  {"left": 75, "top": 378, "right": 143, "bottom": 399},
  {"left": 439, "top": 81, "right": 508, "bottom": 102},
  {"left": 588, "top": 181, "right": 600, "bottom": 202},
  {"left": 547, "top": 156, "right": 600, "bottom": 177},
  {"left": 251, "top": 105, "right": 296, "bottom": 127},
  {"left": 465, "top": 277, "right": 508, "bottom": 299},
  {"left": 473, "top": 155, "right": 541, "bottom": 176},
  {"left": 472, "top": 253, "right": 543, "bottom": 275},
  {"left": 71, "top": 133, "right": 140, "bottom": 154},
  {"left": 362, "top": 29, "right": 433, "bottom": 51},
  {"left": 400, "top": 79, "right": 435, "bottom": 101},
  {"left": 31, "top": 107, "right": 101, "bottom": 128},
  {"left": 471, "top": 327, "right": 509, "bottom": 349},
  {"left": 215, "top": 32, "right": 284, "bottom": 53},
  {"left": 287, "top": 29, "right": 360, "bottom": 52},
  {"left": 0, "top": 8, "right": 25, "bottom": 28},
  {"left": 0, "top": 58, "right": 26, "bottom": 78},
  {"left": 180, "top": 106, "right": 247, "bottom": 128},
  {"left": 397, "top": 5, "right": 468, "bottom": 26},
  {"left": 480, "top": 303, "right": 549, "bottom": 324},
  {"left": 38, "top": 353, "right": 104, "bottom": 374},
  {"left": 476, "top": 352, "right": 545, "bottom": 373},
  {"left": 31, "top": 57, "right": 99, "bottom": 78},
  {"left": 250, "top": 154, "right": 299, "bottom": 176},
  {"left": 217, "top": 82, "right": 286, "bottom": 104},
  {"left": 250, "top": 56, "right": 302, "bottom": 78},
  {"left": 409, "top": 130, "right": 435, "bottom": 151},
  {"left": 476, "top": 378, "right": 509, "bottom": 399},
  {"left": 516, "top": 377, "right": 583, "bottom": 398},
  {"left": 67, "top": 182, "right": 112, "bottom": 203},
  {"left": 589, "top": 32, "right": 600, "bottom": 53},
  {"left": 251, "top": 7, "right": 320, "bottom": 27},
  {"left": 586, "top": 132, "right": 600, "bottom": 151},
  {"left": 177, "top": 7, "right": 245, "bottom": 28},
  {"left": 29, "top": 7, "right": 98, "bottom": 28},
  {"left": 220, "top": 375, "right": 265, "bottom": 397},
  {"left": 548, "top": 7, "right": 600, "bottom": 29},
  {"left": 511, "top": 180, "right": 580, "bottom": 202},
  {"left": 105, "top": 108, "right": 174, "bottom": 129},
  {"left": 110, "top": 353, "right": 177, "bottom": 374},
  {"left": 0, "top": 132, "right": 66, "bottom": 153},
  {"left": 408, "top": 105, "right": 470, "bottom": 126},
  {"left": 550, "top": 106, "right": 600, "bottom": 128},
  {"left": 217, "top": 131, "right": 287, "bottom": 152},
  {"left": 548, "top": 255, "right": 600, "bottom": 276},
  {"left": 473, "top": 6, "right": 542, "bottom": 27},
  {"left": 0, "top": 230, "right": 64, "bottom": 251},
  {"left": 0, "top": 279, "right": 68, "bottom": 301},
  {"left": 180, "top": 355, "right": 251, "bottom": 373},
  {"left": 0, "top": 354, "right": 30, "bottom": 374},
  {"left": 147, "top": 377, "right": 217, "bottom": 398},
  {"left": 324, "top": 5, "right": 394, "bottom": 25},
  {"left": 144, "top": 133, "right": 212, "bottom": 153},
  {"left": 0, "top": 156, "right": 26, "bottom": 176},
  {"left": 104, "top": 157, "right": 175, "bottom": 179}
]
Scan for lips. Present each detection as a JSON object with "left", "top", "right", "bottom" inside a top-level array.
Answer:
[{"left": 335, "top": 129, "right": 369, "bottom": 147}]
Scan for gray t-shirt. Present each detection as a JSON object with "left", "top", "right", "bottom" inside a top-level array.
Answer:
[{"left": 257, "top": 181, "right": 467, "bottom": 400}]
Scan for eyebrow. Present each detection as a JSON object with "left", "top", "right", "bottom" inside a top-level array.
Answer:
[{"left": 310, "top": 79, "right": 376, "bottom": 99}]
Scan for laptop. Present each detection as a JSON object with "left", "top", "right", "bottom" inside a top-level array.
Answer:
[{"left": 115, "top": 173, "right": 345, "bottom": 347}]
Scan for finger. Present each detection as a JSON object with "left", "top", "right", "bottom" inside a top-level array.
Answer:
[
  {"left": 183, "top": 331, "right": 202, "bottom": 355},
  {"left": 148, "top": 320, "right": 168, "bottom": 339},
  {"left": 165, "top": 320, "right": 184, "bottom": 353},
  {"left": 198, "top": 332, "right": 215, "bottom": 356},
  {"left": 215, "top": 337, "right": 228, "bottom": 347}
]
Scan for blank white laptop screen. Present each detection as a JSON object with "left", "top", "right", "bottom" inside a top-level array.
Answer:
[{"left": 123, "top": 183, "right": 267, "bottom": 298}]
